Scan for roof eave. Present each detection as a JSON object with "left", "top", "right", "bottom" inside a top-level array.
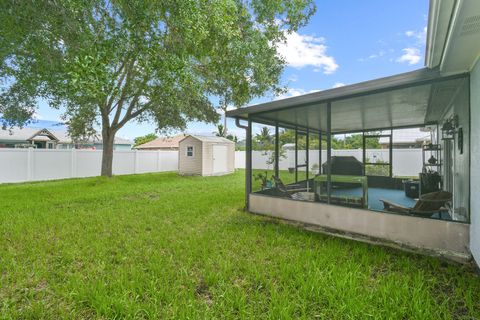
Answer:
[
  {"left": 425, "top": 0, "right": 456, "bottom": 69},
  {"left": 226, "top": 68, "right": 451, "bottom": 119}
]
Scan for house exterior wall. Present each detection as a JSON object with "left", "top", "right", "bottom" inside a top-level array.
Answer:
[
  {"left": 0, "top": 139, "right": 29, "bottom": 148},
  {"left": 438, "top": 79, "right": 471, "bottom": 222},
  {"left": 470, "top": 58, "right": 480, "bottom": 265},
  {"left": 56, "top": 143, "right": 132, "bottom": 150},
  {"left": 249, "top": 194, "right": 470, "bottom": 261},
  {"left": 178, "top": 136, "right": 203, "bottom": 175},
  {"left": 201, "top": 142, "right": 235, "bottom": 176}
]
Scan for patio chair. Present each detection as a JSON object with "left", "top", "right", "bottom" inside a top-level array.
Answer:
[
  {"left": 379, "top": 191, "right": 452, "bottom": 217},
  {"left": 271, "top": 176, "right": 306, "bottom": 198}
]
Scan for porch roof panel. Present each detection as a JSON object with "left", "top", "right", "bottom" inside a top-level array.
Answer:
[{"left": 226, "top": 68, "right": 468, "bottom": 133}]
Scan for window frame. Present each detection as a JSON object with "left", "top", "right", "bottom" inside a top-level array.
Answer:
[{"left": 186, "top": 145, "right": 194, "bottom": 157}]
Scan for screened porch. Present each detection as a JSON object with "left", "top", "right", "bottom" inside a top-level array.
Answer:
[{"left": 227, "top": 68, "right": 471, "bottom": 259}]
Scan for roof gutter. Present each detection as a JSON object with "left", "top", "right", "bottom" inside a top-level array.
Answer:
[{"left": 235, "top": 118, "right": 248, "bottom": 129}]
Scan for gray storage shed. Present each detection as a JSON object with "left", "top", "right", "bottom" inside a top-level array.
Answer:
[{"left": 178, "top": 135, "right": 235, "bottom": 176}]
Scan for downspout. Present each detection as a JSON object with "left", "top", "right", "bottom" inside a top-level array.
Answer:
[
  {"left": 235, "top": 118, "right": 248, "bottom": 130},
  {"left": 235, "top": 118, "right": 251, "bottom": 210}
]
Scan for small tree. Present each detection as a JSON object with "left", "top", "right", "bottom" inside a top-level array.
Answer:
[
  {"left": 225, "top": 134, "right": 238, "bottom": 143},
  {"left": 214, "top": 124, "right": 227, "bottom": 137},
  {"left": 255, "top": 126, "right": 286, "bottom": 170},
  {"left": 134, "top": 133, "right": 157, "bottom": 148},
  {"left": 0, "top": 0, "right": 315, "bottom": 176}
]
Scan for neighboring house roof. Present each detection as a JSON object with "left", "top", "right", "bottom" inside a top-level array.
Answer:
[
  {"left": 134, "top": 134, "right": 186, "bottom": 149},
  {"left": 379, "top": 128, "right": 431, "bottom": 145},
  {"left": 0, "top": 127, "right": 132, "bottom": 145},
  {"left": 282, "top": 143, "right": 296, "bottom": 149},
  {"left": 180, "top": 135, "right": 234, "bottom": 144},
  {"left": 0, "top": 127, "right": 52, "bottom": 141}
]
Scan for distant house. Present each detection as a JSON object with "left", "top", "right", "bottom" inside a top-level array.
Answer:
[
  {"left": 134, "top": 134, "right": 186, "bottom": 150},
  {"left": 282, "top": 143, "right": 296, "bottom": 150},
  {"left": 0, "top": 127, "right": 132, "bottom": 150},
  {"left": 379, "top": 128, "right": 432, "bottom": 149}
]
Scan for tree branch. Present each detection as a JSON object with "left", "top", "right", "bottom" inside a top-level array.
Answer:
[
  {"left": 109, "top": 59, "right": 136, "bottom": 127},
  {"left": 105, "top": 57, "right": 129, "bottom": 113},
  {"left": 112, "top": 75, "right": 149, "bottom": 130}
]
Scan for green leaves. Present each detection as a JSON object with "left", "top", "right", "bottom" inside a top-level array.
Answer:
[{"left": 133, "top": 133, "right": 157, "bottom": 147}]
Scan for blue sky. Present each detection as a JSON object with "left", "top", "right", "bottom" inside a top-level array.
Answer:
[{"left": 32, "top": 0, "right": 429, "bottom": 140}]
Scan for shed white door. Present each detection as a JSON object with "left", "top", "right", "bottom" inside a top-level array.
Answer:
[{"left": 213, "top": 145, "right": 228, "bottom": 173}]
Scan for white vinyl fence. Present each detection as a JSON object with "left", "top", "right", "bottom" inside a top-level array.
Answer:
[
  {"left": 235, "top": 149, "right": 423, "bottom": 177},
  {"left": 0, "top": 148, "right": 423, "bottom": 184},
  {"left": 0, "top": 149, "right": 178, "bottom": 183}
]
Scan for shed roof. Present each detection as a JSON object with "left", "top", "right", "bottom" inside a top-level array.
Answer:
[
  {"left": 180, "top": 135, "right": 234, "bottom": 144},
  {"left": 226, "top": 68, "right": 468, "bottom": 133},
  {"left": 134, "top": 134, "right": 186, "bottom": 149}
]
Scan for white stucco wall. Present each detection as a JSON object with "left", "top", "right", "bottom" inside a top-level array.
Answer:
[
  {"left": 470, "top": 58, "right": 480, "bottom": 265},
  {"left": 250, "top": 194, "right": 470, "bottom": 261}
]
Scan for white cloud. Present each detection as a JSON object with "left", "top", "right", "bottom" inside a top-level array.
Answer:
[
  {"left": 277, "top": 32, "right": 338, "bottom": 74},
  {"left": 405, "top": 30, "right": 415, "bottom": 37},
  {"left": 32, "top": 112, "right": 44, "bottom": 120},
  {"left": 287, "top": 74, "right": 299, "bottom": 82},
  {"left": 405, "top": 26, "right": 427, "bottom": 44},
  {"left": 396, "top": 48, "right": 421, "bottom": 65},
  {"left": 275, "top": 88, "right": 320, "bottom": 100},
  {"left": 368, "top": 50, "right": 386, "bottom": 59},
  {"left": 332, "top": 82, "right": 346, "bottom": 88}
]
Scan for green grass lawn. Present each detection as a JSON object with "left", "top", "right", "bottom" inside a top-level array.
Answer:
[{"left": 0, "top": 171, "right": 479, "bottom": 319}]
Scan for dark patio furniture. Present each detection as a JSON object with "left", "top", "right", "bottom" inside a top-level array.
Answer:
[
  {"left": 380, "top": 191, "right": 452, "bottom": 217},
  {"left": 272, "top": 176, "right": 307, "bottom": 198}
]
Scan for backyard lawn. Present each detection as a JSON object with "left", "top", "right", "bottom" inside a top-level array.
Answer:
[{"left": 1, "top": 171, "right": 479, "bottom": 319}]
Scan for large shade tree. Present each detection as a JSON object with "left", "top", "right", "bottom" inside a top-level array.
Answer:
[{"left": 0, "top": 0, "right": 315, "bottom": 176}]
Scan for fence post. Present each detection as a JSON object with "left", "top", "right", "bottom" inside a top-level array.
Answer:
[
  {"left": 71, "top": 148, "right": 77, "bottom": 178},
  {"left": 27, "top": 148, "right": 33, "bottom": 181}
]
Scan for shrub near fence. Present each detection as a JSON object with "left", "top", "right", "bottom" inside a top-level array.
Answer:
[{"left": 0, "top": 149, "right": 178, "bottom": 183}]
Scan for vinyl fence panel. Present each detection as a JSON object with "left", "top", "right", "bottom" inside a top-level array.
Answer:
[
  {"left": 0, "top": 148, "right": 423, "bottom": 184},
  {"left": 0, "top": 149, "right": 179, "bottom": 184}
]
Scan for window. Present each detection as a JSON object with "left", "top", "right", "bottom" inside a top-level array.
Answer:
[{"left": 186, "top": 146, "right": 194, "bottom": 157}]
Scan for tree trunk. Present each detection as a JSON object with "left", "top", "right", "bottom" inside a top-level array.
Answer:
[
  {"left": 101, "top": 129, "right": 115, "bottom": 177},
  {"left": 223, "top": 111, "right": 228, "bottom": 135}
]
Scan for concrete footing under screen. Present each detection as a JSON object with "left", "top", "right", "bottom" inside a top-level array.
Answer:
[{"left": 249, "top": 194, "right": 471, "bottom": 263}]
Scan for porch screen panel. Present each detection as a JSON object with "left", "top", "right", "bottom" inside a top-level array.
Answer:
[
  {"left": 364, "top": 131, "right": 391, "bottom": 177},
  {"left": 295, "top": 130, "right": 308, "bottom": 183},
  {"left": 251, "top": 123, "right": 277, "bottom": 193},
  {"left": 308, "top": 132, "right": 321, "bottom": 177},
  {"left": 277, "top": 128, "right": 296, "bottom": 186}
]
